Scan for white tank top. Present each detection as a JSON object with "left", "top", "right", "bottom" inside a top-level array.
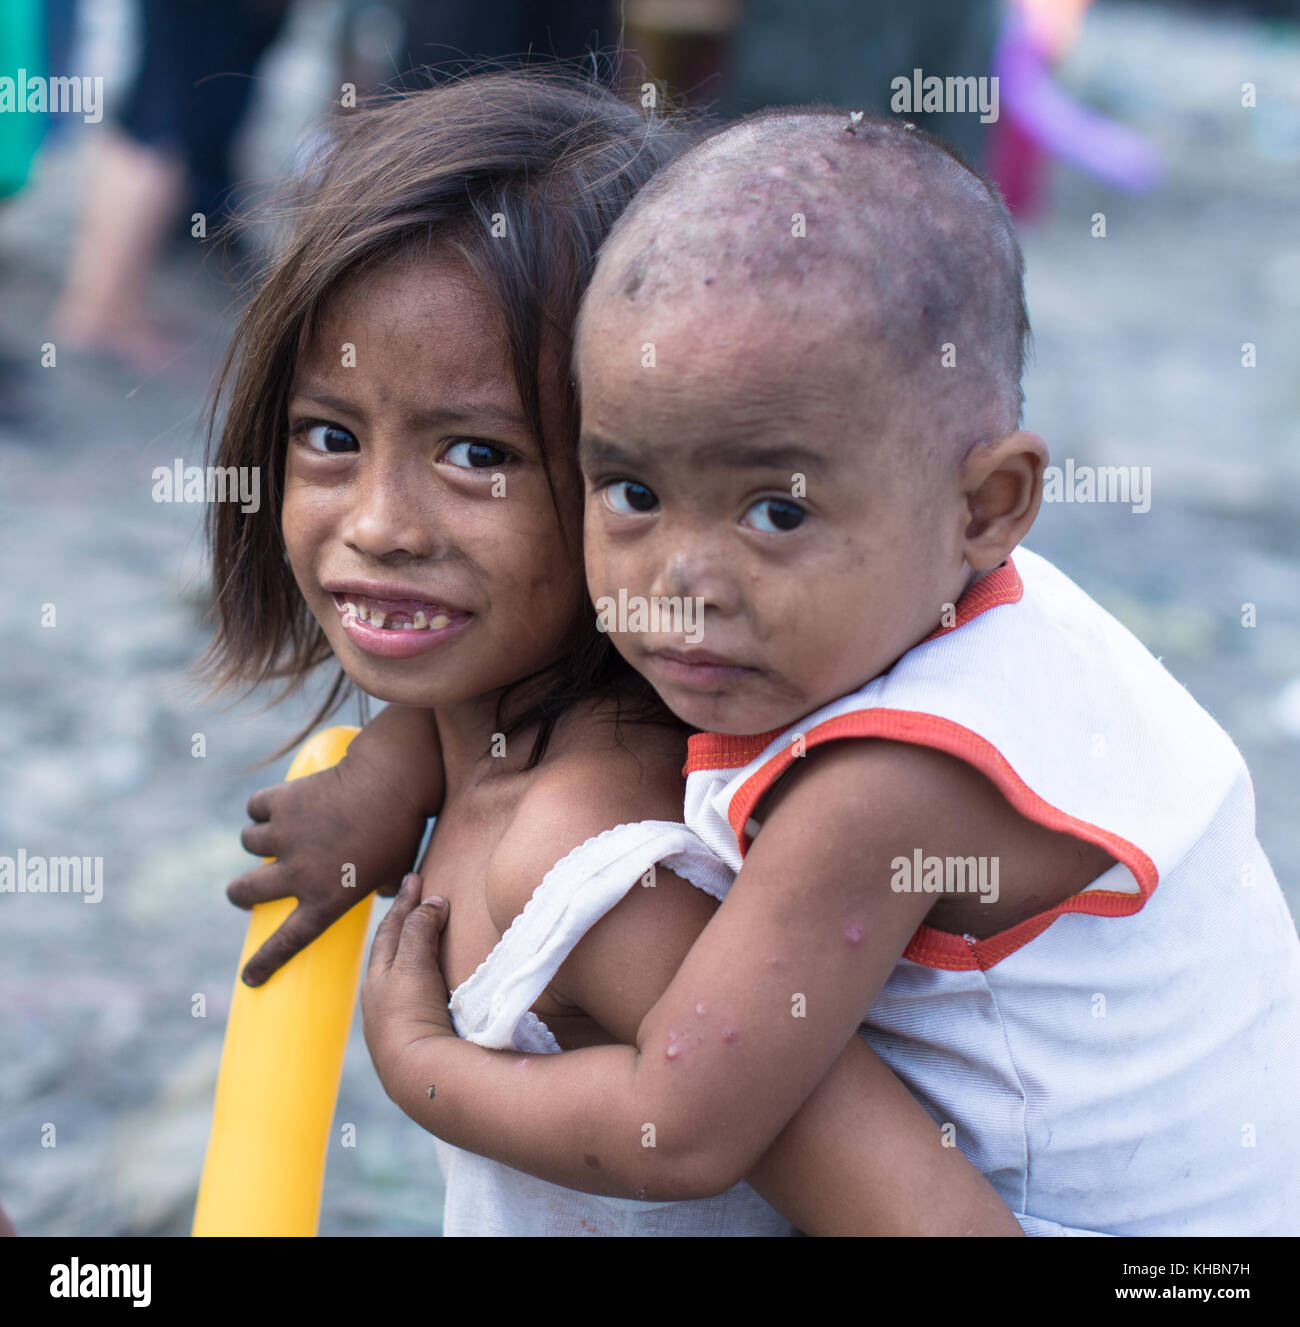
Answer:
[
  {"left": 434, "top": 820, "right": 793, "bottom": 1236},
  {"left": 683, "top": 547, "right": 1300, "bottom": 1236}
]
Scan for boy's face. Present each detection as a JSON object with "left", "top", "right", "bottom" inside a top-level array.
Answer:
[{"left": 578, "top": 291, "right": 972, "bottom": 736}]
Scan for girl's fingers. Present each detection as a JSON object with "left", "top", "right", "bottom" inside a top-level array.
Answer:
[
  {"left": 368, "top": 874, "right": 423, "bottom": 974},
  {"left": 239, "top": 820, "right": 278, "bottom": 858},
  {"left": 245, "top": 785, "right": 279, "bottom": 823},
  {"left": 241, "top": 905, "right": 328, "bottom": 988},
  {"left": 226, "top": 863, "right": 291, "bottom": 910}
]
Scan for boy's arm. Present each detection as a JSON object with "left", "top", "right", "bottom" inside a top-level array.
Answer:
[
  {"left": 535, "top": 831, "right": 1019, "bottom": 1235},
  {"left": 229, "top": 704, "right": 442, "bottom": 986},
  {"left": 366, "top": 741, "right": 1016, "bottom": 1214}
]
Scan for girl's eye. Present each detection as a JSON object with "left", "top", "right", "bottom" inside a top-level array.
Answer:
[
  {"left": 443, "top": 440, "right": 509, "bottom": 469},
  {"left": 295, "top": 422, "right": 358, "bottom": 453},
  {"left": 743, "top": 498, "right": 807, "bottom": 533},
  {"left": 602, "top": 480, "right": 659, "bottom": 516}
]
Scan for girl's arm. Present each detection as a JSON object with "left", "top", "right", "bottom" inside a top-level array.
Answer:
[
  {"left": 743, "top": 1037, "right": 1020, "bottom": 1235},
  {"left": 229, "top": 704, "right": 442, "bottom": 986},
  {"left": 366, "top": 745, "right": 1022, "bottom": 1233}
]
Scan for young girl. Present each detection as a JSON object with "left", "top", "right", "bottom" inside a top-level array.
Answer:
[{"left": 209, "top": 70, "right": 1020, "bottom": 1235}]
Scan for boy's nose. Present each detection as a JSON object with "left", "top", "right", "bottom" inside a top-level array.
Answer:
[{"left": 651, "top": 546, "right": 740, "bottom": 617}]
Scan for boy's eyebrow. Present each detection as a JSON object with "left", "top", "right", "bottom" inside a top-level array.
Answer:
[
  {"left": 291, "top": 389, "right": 528, "bottom": 432},
  {"left": 705, "top": 441, "right": 831, "bottom": 476},
  {"left": 579, "top": 431, "right": 830, "bottom": 477},
  {"left": 578, "top": 432, "right": 643, "bottom": 469}
]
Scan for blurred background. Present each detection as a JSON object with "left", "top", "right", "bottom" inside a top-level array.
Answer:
[{"left": 1, "top": 0, "right": 1297, "bottom": 1236}]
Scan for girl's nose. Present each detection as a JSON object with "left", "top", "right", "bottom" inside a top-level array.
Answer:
[{"left": 341, "top": 456, "right": 437, "bottom": 560}]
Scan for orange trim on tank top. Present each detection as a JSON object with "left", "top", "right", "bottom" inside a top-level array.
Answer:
[
  {"left": 683, "top": 557, "right": 1024, "bottom": 776},
  {"left": 726, "top": 709, "right": 1157, "bottom": 971},
  {"left": 679, "top": 558, "right": 1156, "bottom": 970}
]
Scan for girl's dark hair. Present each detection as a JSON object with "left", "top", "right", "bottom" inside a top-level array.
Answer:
[{"left": 202, "top": 67, "right": 691, "bottom": 764}]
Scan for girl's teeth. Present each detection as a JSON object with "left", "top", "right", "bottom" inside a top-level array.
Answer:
[{"left": 341, "top": 599, "right": 454, "bottom": 630}]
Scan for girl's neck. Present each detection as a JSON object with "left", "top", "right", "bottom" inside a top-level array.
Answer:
[
  {"left": 433, "top": 694, "right": 513, "bottom": 794},
  {"left": 432, "top": 667, "right": 561, "bottom": 794}
]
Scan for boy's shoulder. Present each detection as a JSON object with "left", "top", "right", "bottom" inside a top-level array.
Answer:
[{"left": 753, "top": 738, "right": 1116, "bottom": 939}]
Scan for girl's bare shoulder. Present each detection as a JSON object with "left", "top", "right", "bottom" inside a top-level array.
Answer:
[
  {"left": 512, "top": 695, "right": 680, "bottom": 801},
  {"left": 485, "top": 703, "right": 690, "bottom": 934}
]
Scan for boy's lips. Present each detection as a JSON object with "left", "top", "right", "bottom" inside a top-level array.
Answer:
[
  {"left": 647, "top": 647, "right": 757, "bottom": 690},
  {"left": 324, "top": 581, "right": 472, "bottom": 659}
]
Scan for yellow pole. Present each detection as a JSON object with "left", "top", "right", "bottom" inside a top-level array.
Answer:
[{"left": 193, "top": 726, "right": 368, "bottom": 1236}]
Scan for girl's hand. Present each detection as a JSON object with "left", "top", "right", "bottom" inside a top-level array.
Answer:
[
  {"left": 362, "top": 875, "right": 456, "bottom": 1087},
  {"left": 227, "top": 726, "right": 436, "bottom": 987}
]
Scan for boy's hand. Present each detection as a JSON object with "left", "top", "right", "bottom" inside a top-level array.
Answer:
[
  {"left": 228, "top": 748, "right": 430, "bottom": 987},
  {"left": 362, "top": 874, "right": 455, "bottom": 1086}
]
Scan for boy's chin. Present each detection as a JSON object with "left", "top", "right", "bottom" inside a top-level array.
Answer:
[{"left": 658, "top": 689, "right": 789, "bottom": 739}]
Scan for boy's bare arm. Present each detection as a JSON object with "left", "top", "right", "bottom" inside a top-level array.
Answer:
[
  {"left": 228, "top": 704, "right": 442, "bottom": 986},
  {"left": 532, "top": 821, "right": 1020, "bottom": 1235},
  {"left": 365, "top": 741, "right": 1014, "bottom": 1210}
]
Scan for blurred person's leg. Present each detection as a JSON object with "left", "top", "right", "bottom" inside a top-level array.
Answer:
[
  {"left": 129, "top": 0, "right": 292, "bottom": 225},
  {"left": 52, "top": 127, "right": 186, "bottom": 367},
  {"left": 51, "top": 0, "right": 290, "bottom": 372},
  {"left": 39, "top": 0, "right": 78, "bottom": 147}
]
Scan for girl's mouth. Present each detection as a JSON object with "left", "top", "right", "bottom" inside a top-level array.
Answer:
[{"left": 331, "top": 592, "right": 471, "bottom": 659}]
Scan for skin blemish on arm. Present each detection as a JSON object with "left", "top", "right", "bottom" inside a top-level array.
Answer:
[
  {"left": 844, "top": 921, "right": 866, "bottom": 945},
  {"left": 694, "top": 1002, "right": 706, "bottom": 1016},
  {"left": 584, "top": 1154, "right": 601, "bottom": 1170},
  {"left": 721, "top": 1025, "right": 740, "bottom": 1045},
  {"left": 665, "top": 1033, "right": 685, "bottom": 1060}
]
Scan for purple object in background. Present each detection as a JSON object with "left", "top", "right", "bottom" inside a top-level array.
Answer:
[{"left": 994, "top": 10, "right": 1162, "bottom": 192}]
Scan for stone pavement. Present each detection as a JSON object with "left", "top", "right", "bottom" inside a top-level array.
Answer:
[{"left": 0, "top": 1, "right": 1296, "bottom": 1236}]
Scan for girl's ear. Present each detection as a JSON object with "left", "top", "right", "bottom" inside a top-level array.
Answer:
[{"left": 958, "top": 430, "right": 1046, "bottom": 572}]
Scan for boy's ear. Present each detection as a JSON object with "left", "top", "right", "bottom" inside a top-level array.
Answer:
[{"left": 958, "top": 430, "right": 1046, "bottom": 571}]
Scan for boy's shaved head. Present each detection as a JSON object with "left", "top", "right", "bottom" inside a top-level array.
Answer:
[
  {"left": 578, "top": 111, "right": 1045, "bottom": 740},
  {"left": 582, "top": 109, "right": 1030, "bottom": 452}
]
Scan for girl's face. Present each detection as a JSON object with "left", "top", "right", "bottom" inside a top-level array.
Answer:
[{"left": 282, "top": 252, "right": 585, "bottom": 713}]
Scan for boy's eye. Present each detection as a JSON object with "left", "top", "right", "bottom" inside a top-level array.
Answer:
[
  {"left": 602, "top": 480, "right": 658, "bottom": 516},
  {"left": 742, "top": 498, "right": 806, "bottom": 533},
  {"left": 295, "top": 422, "right": 358, "bottom": 453},
  {"left": 443, "top": 440, "right": 509, "bottom": 469}
]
